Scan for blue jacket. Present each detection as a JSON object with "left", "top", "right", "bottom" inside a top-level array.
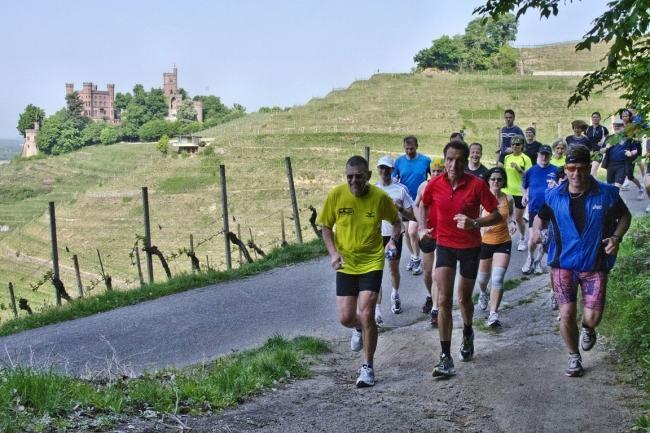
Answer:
[{"left": 544, "top": 179, "right": 623, "bottom": 272}]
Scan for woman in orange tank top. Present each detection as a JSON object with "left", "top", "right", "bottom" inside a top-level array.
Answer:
[{"left": 476, "top": 167, "right": 516, "bottom": 327}]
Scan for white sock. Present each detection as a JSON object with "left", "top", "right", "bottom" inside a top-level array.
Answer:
[
  {"left": 375, "top": 305, "right": 381, "bottom": 313},
  {"left": 391, "top": 288, "right": 399, "bottom": 299}
]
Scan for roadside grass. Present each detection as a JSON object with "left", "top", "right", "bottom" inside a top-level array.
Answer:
[
  {"left": 0, "top": 239, "right": 326, "bottom": 337},
  {"left": 600, "top": 215, "right": 650, "bottom": 393},
  {"left": 0, "top": 335, "right": 329, "bottom": 433}
]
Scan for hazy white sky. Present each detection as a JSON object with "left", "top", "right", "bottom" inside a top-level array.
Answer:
[{"left": 1, "top": 0, "right": 609, "bottom": 138}]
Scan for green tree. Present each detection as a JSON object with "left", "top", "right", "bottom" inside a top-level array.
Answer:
[
  {"left": 138, "top": 119, "right": 170, "bottom": 142},
  {"left": 474, "top": 0, "right": 650, "bottom": 114},
  {"left": 65, "top": 92, "right": 84, "bottom": 119},
  {"left": 114, "top": 92, "right": 132, "bottom": 110},
  {"left": 194, "top": 95, "right": 229, "bottom": 121},
  {"left": 99, "top": 125, "right": 120, "bottom": 145},
  {"left": 17, "top": 104, "right": 45, "bottom": 137},
  {"left": 80, "top": 121, "right": 106, "bottom": 146},
  {"left": 156, "top": 134, "right": 170, "bottom": 155},
  {"left": 414, "top": 14, "right": 518, "bottom": 72},
  {"left": 176, "top": 100, "right": 197, "bottom": 122},
  {"left": 36, "top": 110, "right": 83, "bottom": 155}
]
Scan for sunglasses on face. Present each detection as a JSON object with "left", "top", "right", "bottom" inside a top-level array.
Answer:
[
  {"left": 512, "top": 143, "right": 523, "bottom": 147},
  {"left": 564, "top": 165, "right": 589, "bottom": 173}
]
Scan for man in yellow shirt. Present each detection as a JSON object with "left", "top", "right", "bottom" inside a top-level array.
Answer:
[{"left": 318, "top": 155, "right": 401, "bottom": 387}]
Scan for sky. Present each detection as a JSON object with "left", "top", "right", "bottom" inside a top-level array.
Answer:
[{"left": 1, "top": 0, "right": 610, "bottom": 139}]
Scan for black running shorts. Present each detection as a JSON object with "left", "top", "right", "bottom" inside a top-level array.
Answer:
[
  {"left": 435, "top": 245, "right": 481, "bottom": 280},
  {"left": 336, "top": 270, "right": 383, "bottom": 297}
]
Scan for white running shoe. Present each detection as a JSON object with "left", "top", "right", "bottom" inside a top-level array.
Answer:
[
  {"left": 534, "top": 260, "right": 544, "bottom": 275},
  {"left": 356, "top": 365, "right": 375, "bottom": 387},
  {"left": 522, "top": 255, "right": 533, "bottom": 274},
  {"left": 350, "top": 328, "right": 362, "bottom": 352},
  {"left": 391, "top": 293, "right": 402, "bottom": 314},
  {"left": 487, "top": 311, "right": 501, "bottom": 327},
  {"left": 637, "top": 189, "right": 645, "bottom": 201},
  {"left": 406, "top": 256, "right": 415, "bottom": 271},
  {"left": 375, "top": 309, "right": 383, "bottom": 327},
  {"left": 478, "top": 290, "right": 489, "bottom": 311},
  {"left": 411, "top": 258, "right": 423, "bottom": 275},
  {"left": 517, "top": 238, "right": 527, "bottom": 252},
  {"left": 646, "top": 204, "right": 650, "bottom": 213},
  {"left": 580, "top": 326, "right": 597, "bottom": 351}
]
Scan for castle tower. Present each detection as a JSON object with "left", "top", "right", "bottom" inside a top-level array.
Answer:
[
  {"left": 163, "top": 66, "right": 178, "bottom": 97},
  {"left": 21, "top": 121, "right": 39, "bottom": 158},
  {"left": 65, "top": 83, "right": 74, "bottom": 94}
]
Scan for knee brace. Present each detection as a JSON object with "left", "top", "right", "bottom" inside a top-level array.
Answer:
[
  {"left": 477, "top": 271, "right": 490, "bottom": 289},
  {"left": 491, "top": 267, "right": 507, "bottom": 291}
]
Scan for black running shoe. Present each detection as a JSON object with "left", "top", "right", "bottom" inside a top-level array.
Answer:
[
  {"left": 432, "top": 353, "right": 456, "bottom": 378},
  {"left": 459, "top": 331, "right": 474, "bottom": 361}
]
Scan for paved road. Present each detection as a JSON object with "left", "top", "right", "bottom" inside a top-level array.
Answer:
[{"left": 0, "top": 189, "right": 646, "bottom": 376}]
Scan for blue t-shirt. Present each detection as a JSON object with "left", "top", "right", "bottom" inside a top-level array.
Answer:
[
  {"left": 608, "top": 141, "right": 628, "bottom": 162},
  {"left": 500, "top": 125, "right": 524, "bottom": 154},
  {"left": 523, "top": 164, "right": 557, "bottom": 214},
  {"left": 393, "top": 154, "right": 431, "bottom": 199}
]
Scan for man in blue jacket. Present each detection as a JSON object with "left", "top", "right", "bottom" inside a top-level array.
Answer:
[{"left": 531, "top": 145, "right": 631, "bottom": 378}]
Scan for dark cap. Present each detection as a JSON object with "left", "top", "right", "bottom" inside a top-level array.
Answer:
[
  {"left": 538, "top": 145, "right": 552, "bottom": 155},
  {"left": 565, "top": 144, "right": 591, "bottom": 165},
  {"left": 525, "top": 126, "right": 536, "bottom": 134}
]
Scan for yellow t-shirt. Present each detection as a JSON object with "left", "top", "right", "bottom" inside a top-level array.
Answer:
[
  {"left": 318, "top": 184, "right": 398, "bottom": 275},
  {"left": 502, "top": 153, "right": 532, "bottom": 197},
  {"left": 550, "top": 155, "right": 565, "bottom": 167}
]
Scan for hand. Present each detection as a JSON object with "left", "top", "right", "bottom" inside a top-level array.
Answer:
[
  {"left": 522, "top": 195, "right": 529, "bottom": 206},
  {"left": 418, "top": 227, "right": 434, "bottom": 240},
  {"left": 453, "top": 214, "right": 474, "bottom": 230},
  {"left": 329, "top": 252, "right": 343, "bottom": 270},
  {"left": 384, "top": 240, "right": 396, "bottom": 253},
  {"left": 602, "top": 236, "right": 620, "bottom": 255},
  {"left": 508, "top": 220, "right": 517, "bottom": 235},
  {"left": 625, "top": 150, "right": 632, "bottom": 157},
  {"left": 509, "top": 162, "right": 518, "bottom": 169}
]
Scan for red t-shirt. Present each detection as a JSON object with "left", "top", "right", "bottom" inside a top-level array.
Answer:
[{"left": 422, "top": 173, "right": 498, "bottom": 249}]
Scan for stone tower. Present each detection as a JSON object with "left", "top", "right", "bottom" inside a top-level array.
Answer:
[{"left": 163, "top": 66, "right": 178, "bottom": 97}]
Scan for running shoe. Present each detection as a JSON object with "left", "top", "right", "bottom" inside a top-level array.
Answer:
[
  {"left": 517, "top": 238, "right": 527, "bottom": 252},
  {"left": 391, "top": 293, "right": 402, "bottom": 314},
  {"left": 534, "top": 260, "right": 544, "bottom": 275},
  {"left": 421, "top": 296, "right": 433, "bottom": 314},
  {"left": 412, "top": 258, "right": 423, "bottom": 275},
  {"left": 406, "top": 256, "right": 415, "bottom": 271},
  {"left": 432, "top": 353, "right": 456, "bottom": 378},
  {"left": 646, "top": 204, "right": 650, "bottom": 213},
  {"left": 356, "top": 364, "right": 375, "bottom": 387},
  {"left": 430, "top": 309, "right": 439, "bottom": 328},
  {"left": 580, "top": 326, "right": 597, "bottom": 351},
  {"left": 637, "top": 189, "right": 645, "bottom": 201},
  {"left": 522, "top": 255, "right": 533, "bottom": 274},
  {"left": 350, "top": 328, "right": 363, "bottom": 352},
  {"left": 478, "top": 290, "right": 489, "bottom": 311},
  {"left": 459, "top": 331, "right": 475, "bottom": 361},
  {"left": 565, "top": 354, "right": 584, "bottom": 377},
  {"left": 487, "top": 311, "right": 501, "bottom": 327},
  {"left": 550, "top": 293, "right": 559, "bottom": 311},
  {"left": 620, "top": 184, "right": 629, "bottom": 191},
  {"left": 375, "top": 309, "right": 384, "bottom": 327}
]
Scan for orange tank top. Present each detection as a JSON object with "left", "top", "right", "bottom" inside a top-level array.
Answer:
[{"left": 481, "top": 194, "right": 511, "bottom": 245}]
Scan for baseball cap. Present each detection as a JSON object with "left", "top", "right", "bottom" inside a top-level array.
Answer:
[
  {"left": 377, "top": 155, "right": 394, "bottom": 168},
  {"left": 612, "top": 118, "right": 624, "bottom": 126},
  {"left": 538, "top": 145, "right": 552, "bottom": 155}
]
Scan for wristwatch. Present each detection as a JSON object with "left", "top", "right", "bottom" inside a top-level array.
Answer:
[{"left": 471, "top": 219, "right": 480, "bottom": 229}]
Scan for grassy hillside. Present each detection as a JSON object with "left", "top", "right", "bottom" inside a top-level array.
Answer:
[
  {"left": 0, "top": 49, "right": 623, "bottom": 321},
  {"left": 520, "top": 41, "right": 609, "bottom": 72}
]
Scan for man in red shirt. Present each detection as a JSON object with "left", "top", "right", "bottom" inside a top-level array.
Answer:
[{"left": 417, "top": 140, "right": 502, "bottom": 378}]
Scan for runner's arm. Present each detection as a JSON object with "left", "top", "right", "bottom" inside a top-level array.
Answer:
[
  {"left": 321, "top": 226, "right": 342, "bottom": 270},
  {"left": 602, "top": 199, "right": 632, "bottom": 255}
]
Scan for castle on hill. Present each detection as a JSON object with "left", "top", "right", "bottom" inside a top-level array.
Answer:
[{"left": 21, "top": 66, "right": 202, "bottom": 157}]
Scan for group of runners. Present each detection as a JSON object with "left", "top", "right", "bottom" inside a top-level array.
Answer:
[{"left": 318, "top": 109, "right": 640, "bottom": 387}]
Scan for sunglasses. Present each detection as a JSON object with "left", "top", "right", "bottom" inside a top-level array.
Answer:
[
  {"left": 564, "top": 165, "right": 589, "bottom": 172},
  {"left": 489, "top": 177, "right": 504, "bottom": 182},
  {"left": 512, "top": 143, "right": 523, "bottom": 147}
]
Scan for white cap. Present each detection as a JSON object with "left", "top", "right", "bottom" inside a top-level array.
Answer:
[
  {"left": 377, "top": 155, "right": 394, "bottom": 168},
  {"left": 612, "top": 117, "right": 624, "bottom": 126}
]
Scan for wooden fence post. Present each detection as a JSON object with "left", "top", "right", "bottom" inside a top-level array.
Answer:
[
  {"left": 364, "top": 146, "right": 370, "bottom": 165},
  {"left": 142, "top": 187, "right": 154, "bottom": 284},
  {"left": 285, "top": 157, "right": 303, "bottom": 243},
  {"left": 237, "top": 223, "right": 243, "bottom": 265},
  {"left": 220, "top": 165, "right": 232, "bottom": 270},
  {"left": 249, "top": 228, "right": 257, "bottom": 260},
  {"left": 8, "top": 282, "right": 17, "bottom": 319},
  {"left": 134, "top": 244, "right": 144, "bottom": 286},
  {"left": 48, "top": 201, "right": 62, "bottom": 306},
  {"left": 556, "top": 121, "right": 561, "bottom": 138},
  {"left": 72, "top": 255, "right": 84, "bottom": 298},
  {"left": 190, "top": 234, "right": 196, "bottom": 273},
  {"left": 280, "top": 210, "right": 287, "bottom": 246},
  {"left": 97, "top": 249, "right": 112, "bottom": 291}
]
